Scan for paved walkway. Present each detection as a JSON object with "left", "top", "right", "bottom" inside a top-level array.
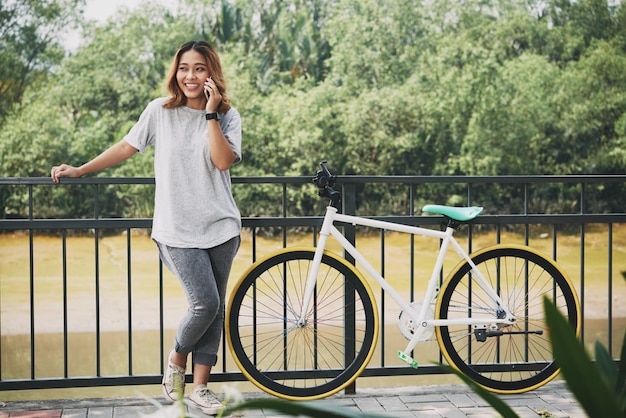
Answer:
[{"left": 0, "top": 381, "right": 586, "bottom": 418}]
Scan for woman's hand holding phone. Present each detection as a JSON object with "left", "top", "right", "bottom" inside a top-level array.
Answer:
[{"left": 204, "top": 76, "right": 221, "bottom": 113}]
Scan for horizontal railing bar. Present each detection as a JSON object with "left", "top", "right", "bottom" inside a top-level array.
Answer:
[
  {"left": 361, "top": 214, "right": 626, "bottom": 224},
  {"left": 0, "top": 367, "right": 448, "bottom": 390},
  {"left": 0, "top": 219, "right": 153, "bottom": 230},
  {"left": 359, "top": 365, "right": 448, "bottom": 377},
  {"left": 2, "top": 175, "right": 626, "bottom": 186},
  {"left": 2, "top": 214, "right": 625, "bottom": 231},
  {"left": 0, "top": 177, "right": 155, "bottom": 185},
  {"left": 336, "top": 175, "right": 626, "bottom": 184},
  {"left": 0, "top": 372, "right": 248, "bottom": 391}
]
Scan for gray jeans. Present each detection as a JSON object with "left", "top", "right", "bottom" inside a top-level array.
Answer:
[{"left": 156, "top": 236, "right": 240, "bottom": 366}]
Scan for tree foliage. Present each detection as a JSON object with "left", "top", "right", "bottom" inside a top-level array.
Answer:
[
  {"left": 1, "top": 0, "right": 625, "bottom": 220},
  {"left": 0, "top": 0, "right": 84, "bottom": 122}
]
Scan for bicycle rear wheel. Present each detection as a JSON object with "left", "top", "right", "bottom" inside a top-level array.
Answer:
[
  {"left": 226, "top": 248, "right": 379, "bottom": 400},
  {"left": 436, "top": 244, "right": 580, "bottom": 394}
]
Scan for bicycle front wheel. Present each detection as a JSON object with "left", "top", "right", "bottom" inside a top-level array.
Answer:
[
  {"left": 436, "top": 244, "right": 580, "bottom": 394},
  {"left": 226, "top": 248, "right": 379, "bottom": 400}
]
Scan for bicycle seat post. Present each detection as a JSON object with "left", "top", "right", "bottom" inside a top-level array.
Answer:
[{"left": 444, "top": 217, "right": 461, "bottom": 230}]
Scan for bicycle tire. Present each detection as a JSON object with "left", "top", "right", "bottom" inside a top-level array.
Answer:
[
  {"left": 226, "top": 248, "right": 379, "bottom": 400},
  {"left": 436, "top": 244, "right": 581, "bottom": 394}
]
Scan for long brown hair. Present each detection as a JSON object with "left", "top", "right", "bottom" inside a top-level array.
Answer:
[{"left": 163, "top": 41, "right": 231, "bottom": 113}]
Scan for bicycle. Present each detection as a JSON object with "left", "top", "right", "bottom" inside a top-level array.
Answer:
[{"left": 226, "top": 161, "right": 581, "bottom": 401}]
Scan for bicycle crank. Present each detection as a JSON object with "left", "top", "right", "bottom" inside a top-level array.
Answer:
[
  {"left": 474, "top": 328, "right": 544, "bottom": 342},
  {"left": 398, "top": 301, "right": 435, "bottom": 341}
]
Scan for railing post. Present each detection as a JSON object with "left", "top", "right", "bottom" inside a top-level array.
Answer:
[
  {"left": 342, "top": 182, "right": 357, "bottom": 395},
  {"left": 342, "top": 181, "right": 357, "bottom": 254}
]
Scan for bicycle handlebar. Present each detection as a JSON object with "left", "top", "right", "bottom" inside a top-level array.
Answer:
[{"left": 312, "top": 161, "right": 341, "bottom": 207}]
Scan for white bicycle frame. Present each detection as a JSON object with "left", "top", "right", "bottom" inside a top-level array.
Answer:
[{"left": 298, "top": 205, "right": 516, "bottom": 365}]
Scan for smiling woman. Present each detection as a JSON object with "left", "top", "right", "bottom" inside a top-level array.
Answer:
[{"left": 49, "top": 38, "right": 243, "bottom": 414}]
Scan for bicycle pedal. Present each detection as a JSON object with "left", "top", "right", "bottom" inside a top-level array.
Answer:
[{"left": 397, "top": 350, "right": 419, "bottom": 369}]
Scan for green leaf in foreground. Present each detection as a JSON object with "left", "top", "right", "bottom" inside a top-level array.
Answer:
[{"left": 543, "top": 297, "right": 624, "bottom": 417}]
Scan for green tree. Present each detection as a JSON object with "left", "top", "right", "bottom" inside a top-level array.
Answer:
[
  {"left": 2, "top": 0, "right": 626, "bottom": 220},
  {"left": 324, "top": 0, "right": 428, "bottom": 92},
  {"left": 0, "top": 3, "right": 191, "bottom": 219},
  {"left": 187, "top": 0, "right": 331, "bottom": 93},
  {"left": 0, "top": 0, "right": 84, "bottom": 124}
]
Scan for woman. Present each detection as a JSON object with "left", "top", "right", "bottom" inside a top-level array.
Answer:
[{"left": 51, "top": 40, "right": 242, "bottom": 414}]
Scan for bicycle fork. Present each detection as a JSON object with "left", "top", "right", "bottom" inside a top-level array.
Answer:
[{"left": 296, "top": 208, "right": 336, "bottom": 328}]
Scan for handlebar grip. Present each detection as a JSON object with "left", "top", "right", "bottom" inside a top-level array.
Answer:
[
  {"left": 318, "top": 161, "right": 336, "bottom": 185},
  {"left": 319, "top": 161, "right": 332, "bottom": 178},
  {"left": 313, "top": 161, "right": 341, "bottom": 206}
]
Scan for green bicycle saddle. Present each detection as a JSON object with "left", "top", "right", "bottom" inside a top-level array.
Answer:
[{"left": 422, "top": 204, "right": 484, "bottom": 222}]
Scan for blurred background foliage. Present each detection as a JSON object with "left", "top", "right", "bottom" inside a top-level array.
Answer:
[{"left": 1, "top": 0, "right": 625, "bottom": 221}]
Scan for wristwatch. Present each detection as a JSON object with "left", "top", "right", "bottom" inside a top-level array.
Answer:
[{"left": 205, "top": 112, "right": 220, "bottom": 121}]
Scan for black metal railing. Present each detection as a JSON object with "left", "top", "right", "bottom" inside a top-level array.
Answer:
[{"left": 0, "top": 174, "right": 625, "bottom": 392}]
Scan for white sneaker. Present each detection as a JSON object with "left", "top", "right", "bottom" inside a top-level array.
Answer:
[
  {"left": 188, "top": 385, "right": 223, "bottom": 415},
  {"left": 162, "top": 350, "right": 186, "bottom": 401}
]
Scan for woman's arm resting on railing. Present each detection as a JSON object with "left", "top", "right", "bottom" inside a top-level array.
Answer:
[{"left": 51, "top": 140, "right": 138, "bottom": 183}]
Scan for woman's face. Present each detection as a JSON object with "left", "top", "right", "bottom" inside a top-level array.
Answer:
[{"left": 176, "top": 49, "right": 209, "bottom": 109}]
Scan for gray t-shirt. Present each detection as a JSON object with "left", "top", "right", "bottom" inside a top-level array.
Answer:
[{"left": 124, "top": 97, "right": 242, "bottom": 248}]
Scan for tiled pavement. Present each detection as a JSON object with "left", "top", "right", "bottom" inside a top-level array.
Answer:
[{"left": 0, "top": 381, "right": 586, "bottom": 418}]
